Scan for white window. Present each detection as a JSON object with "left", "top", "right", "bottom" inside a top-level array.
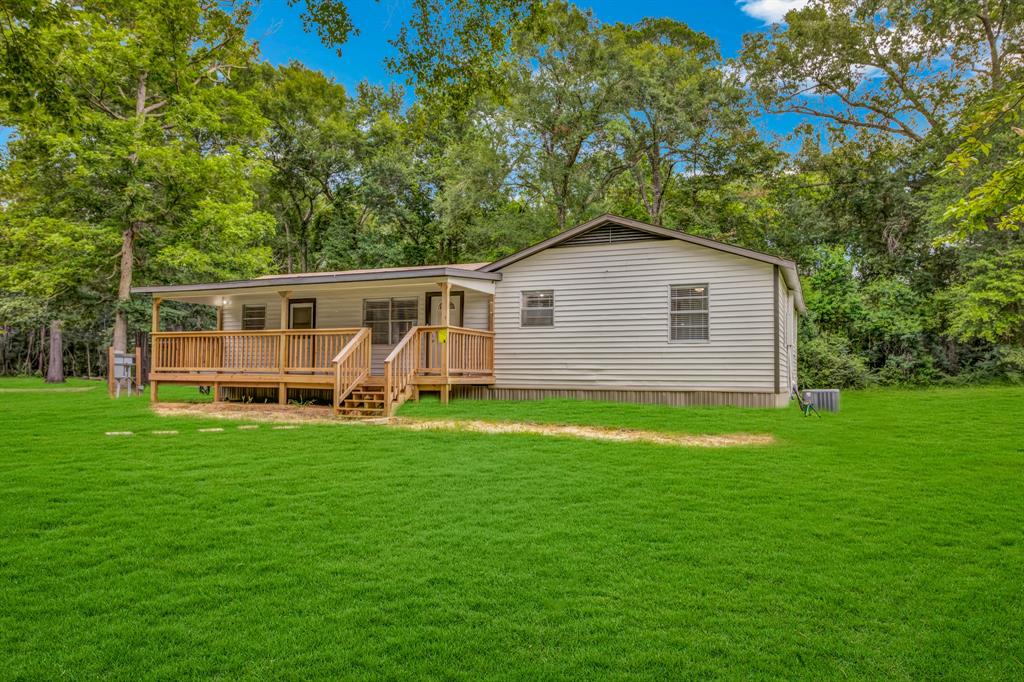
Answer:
[
  {"left": 241, "top": 305, "right": 266, "bottom": 331},
  {"left": 363, "top": 298, "right": 418, "bottom": 344},
  {"left": 521, "top": 290, "right": 554, "bottom": 327},
  {"left": 670, "top": 285, "right": 709, "bottom": 341}
]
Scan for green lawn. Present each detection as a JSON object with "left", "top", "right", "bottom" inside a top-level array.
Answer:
[{"left": 1, "top": 379, "right": 1022, "bottom": 679}]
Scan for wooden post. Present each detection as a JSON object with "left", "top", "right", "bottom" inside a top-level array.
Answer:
[
  {"left": 440, "top": 281, "right": 450, "bottom": 400},
  {"left": 134, "top": 346, "right": 142, "bottom": 395},
  {"left": 487, "top": 293, "right": 495, "bottom": 332},
  {"left": 216, "top": 305, "right": 223, "bottom": 331},
  {"left": 151, "top": 297, "right": 162, "bottom": 335},
  {"left": 278, "top": 291, "right": 290, "bottom": 405},
  {"left": 149, "top": 297, "right": 161, "bottom": 402},
  {"left": 107, "top": 345, "right": 115, "bottom": 398}
]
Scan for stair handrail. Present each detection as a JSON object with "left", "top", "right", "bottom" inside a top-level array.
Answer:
[
  {"left": 332, "top": 327, "right": 371, "bottom": 414},
  {"left": 383, "top": 325, "right": 420, "bottom": 417}
]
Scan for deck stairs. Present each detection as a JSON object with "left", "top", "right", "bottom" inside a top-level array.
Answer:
[{"left": 337, "top": 381, "right": 387, "bottom": 418}]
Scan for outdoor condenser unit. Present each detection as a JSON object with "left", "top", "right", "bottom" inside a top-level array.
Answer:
[{"left": 802, "top": 389, "right": 840, "bottom": 413}]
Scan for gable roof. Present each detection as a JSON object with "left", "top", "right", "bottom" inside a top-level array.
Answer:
[{"left": 482, "top": 214, "right": 805, "bottom": 312}]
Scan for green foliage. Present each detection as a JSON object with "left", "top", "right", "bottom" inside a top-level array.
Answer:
[
  {"left": 945, "top": 247, "right": 1024, "bottom": 345},
  {"left": 2, "top": 0, "right": 1023, "bottom": 386},
  {"left": 797, "top": 330, "right": 870, "bottom": 388},
  {"left": 940, "top": 82, "right": 1024, "bottom": 240}
]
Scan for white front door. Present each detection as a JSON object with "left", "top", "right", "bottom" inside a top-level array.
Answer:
[{"left": 427, "top": 291, "right": 464, "bottom": 326}]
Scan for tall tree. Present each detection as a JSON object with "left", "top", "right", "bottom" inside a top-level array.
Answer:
[
  {"left": 251, "top": 62, "right": 362, "bottom": 273},
  {"left": 502, "top": 2, "right": 623, "bottom": 229},
  {"left": 0, "top": 0, "right": 274, "bottom": 351},
  {"left": 605, "top": 19, "right": 761, "bottom": 226}
]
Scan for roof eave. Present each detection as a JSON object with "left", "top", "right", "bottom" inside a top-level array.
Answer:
[{"left": 131, "top": 266, "right": 501, "bottom": 295}]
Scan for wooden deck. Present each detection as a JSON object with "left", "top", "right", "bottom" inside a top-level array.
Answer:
[{"left": 149, "top": 326, "right": 495, "bottom": 416}]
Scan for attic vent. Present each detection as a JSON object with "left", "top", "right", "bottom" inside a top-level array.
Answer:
[{"left": 555, "top": 223, "right": 666, "bottom": 247}]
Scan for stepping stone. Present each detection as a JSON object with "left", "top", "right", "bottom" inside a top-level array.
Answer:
[
  {"left": 198, "top": 427, "right": 225, "bottom": 433},
  {"left": 152, "top": 430, "right": 178, "bottom": 435},
  {"left": 271, "top": 425, "right": 298, "bottom": 430},
  {"left": 105, "top": 431, "right": 133, "bottom": 436},
  {"left": 237, "top": 425, "right": 259, "bottom": 430}
]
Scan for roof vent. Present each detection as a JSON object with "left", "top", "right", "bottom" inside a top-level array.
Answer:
[{"left": 555, "top": 223, "right": 666, "bottom": 248}]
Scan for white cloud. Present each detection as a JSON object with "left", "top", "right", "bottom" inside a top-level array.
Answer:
[{"left": 737, "top": 0, "right": 811, "bottom": 24}]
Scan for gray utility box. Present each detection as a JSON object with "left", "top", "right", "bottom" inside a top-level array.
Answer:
[{"left": 803, "top": 389, "right": 840, "bottom": 413}]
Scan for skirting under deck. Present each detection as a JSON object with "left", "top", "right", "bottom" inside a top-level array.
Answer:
[{"left": 453, "top": 386, "right": 792, "bottom": 408}]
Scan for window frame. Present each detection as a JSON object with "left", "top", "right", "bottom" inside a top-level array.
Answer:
[
  {"left": 668, "top": 284, "right": 710, "bottom": 343},
  {"left": 520, "top": 289, "right": 555, "bottom": 328},
  {"left": 362, "top": 297, "right": 419, "bottom": 344},
  {"left": 241, "top": 304, "right": 267, "bottom": 331}
]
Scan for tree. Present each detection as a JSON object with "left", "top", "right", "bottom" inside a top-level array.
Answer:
[
  {"left": 739, "top": 0, "right": 1023, "bottom": 142},
  {"left": 386, "top": 0, "right": 541, "bottom": 109},
  {"left": 250, "top": 62, "right": 362, "bottom": 272},
  {"left": 946, "top": 247, "right": 1024, "bottom": 345},
  {"left": 45, "top": 320, "right": 63, "bottom": 383},
  {"left": 604, "top": 19, "right": 759, "bottom": 226},
  {"left": 502, "top": 2, "right": 623, "bottom": 229},
  {"left": 940, "top": 81, "right": 1024, "bottom": 241},
  {"left": 0, "top": 0, "right": 274, "bottom": 352}
]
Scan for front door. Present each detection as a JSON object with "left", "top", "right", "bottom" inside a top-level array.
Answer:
[
  {"left": 425, "top": 291, "right": 464, "bottom": 371},
  {"left": 289, "top": 299, "right": 316, "bottom": 329},
  {"left": 426, "top": 291, "right": 464, "bottom": 326},
  {"left": 288, "top": 299, "right": 317, "bottom": 371}
]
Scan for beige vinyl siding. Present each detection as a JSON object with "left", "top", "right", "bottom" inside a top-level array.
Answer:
[
  {"left": 221, "top": 283, "right": 489, "bottom": 374},
  {"left": 492, "top": 239, "right": 776, "bottom": 391},
  {"left": 776, "top": 267, "right": 788, "bottom": 394},
  {"left": 787, "top": 289, "right": 797, "bottom": 389}
]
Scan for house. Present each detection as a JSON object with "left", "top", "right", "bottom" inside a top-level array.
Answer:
[{"left": 132, "top": 214, "right": 804, "bottom": 416}]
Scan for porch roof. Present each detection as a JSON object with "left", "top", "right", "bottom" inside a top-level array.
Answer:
[{"left": 131, "top": 263, "right": 500, "bottom": 297}]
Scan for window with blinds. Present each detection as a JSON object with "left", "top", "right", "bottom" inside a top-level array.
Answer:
[
  {"left": 670, "top": 285, "right": 709, "bottom": 341},
  {"left": 363, "top": 298, "right": 418, "bottom": 344},
  {"left": 241, "top": 305, "right": 266, "bottom": 331},
  {"left": 521, "top": 290, "right": 554, "bottom": 327}
]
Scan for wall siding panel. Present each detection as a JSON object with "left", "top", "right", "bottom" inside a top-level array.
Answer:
[{"left": 491, "top": 239, "right": 777, "bottom": 391}]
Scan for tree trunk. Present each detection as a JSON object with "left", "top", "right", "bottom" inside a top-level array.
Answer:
[
  {"left": 112, "top": 224, "right": 137, "bottom": 352},
  {"left": 115, "top": 73, "right": 148, "bottom": 353},
  {"left": 45, "top": 320, "right": 64, "bottom": 383},
  {"left": 39, "top": 326, "right": 46, "bottom": 374}
]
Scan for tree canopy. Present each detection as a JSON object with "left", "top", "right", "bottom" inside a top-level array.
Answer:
[{"left": 1, "top": 0, "right": 1022, "bottom": 385}]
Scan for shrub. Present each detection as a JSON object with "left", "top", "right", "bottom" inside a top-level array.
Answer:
[{"left": 798, "top": 332, "right": 870, "bottom": 388}]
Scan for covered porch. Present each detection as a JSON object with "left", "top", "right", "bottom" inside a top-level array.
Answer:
[{"left": 134, "top": 265, "right": 499, "bottom": 417}]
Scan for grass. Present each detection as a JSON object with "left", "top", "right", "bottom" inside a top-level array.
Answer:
[{"left": 1, "top": 379, "right": 1022, "bottom": 679}]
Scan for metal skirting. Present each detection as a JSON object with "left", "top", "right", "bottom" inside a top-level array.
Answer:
[{"left": 453, "top": 386, "right": 791, "bottom": 409}]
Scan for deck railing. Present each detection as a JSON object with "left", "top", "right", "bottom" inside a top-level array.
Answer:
[
  {"left": 332, "top": 328, "right": 371, "bottom": 413},
  {"left": 384, "top": 325, "right": 495, "bottom": 415},
  {"left": 383, "top": 326, "right": 421, "bottom": 417},
  {"left": 152, "top": 328, "right": 364, "bottom": 375}
]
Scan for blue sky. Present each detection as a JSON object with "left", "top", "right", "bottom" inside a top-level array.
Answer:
[{"left": 248, "top": 0, "right": 793, "bottom": 88}]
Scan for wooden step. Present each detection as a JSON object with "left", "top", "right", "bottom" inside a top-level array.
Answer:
[{"left": 334, "top": 381, "right": 388, "bottom": 418}]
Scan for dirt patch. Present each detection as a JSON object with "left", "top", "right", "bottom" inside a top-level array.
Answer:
[
  {"left": 153, "top": 401, "right": 772, "bottom": 448},
  {"left": 153, "top": 402, "right": 343, "bottom": 424},
  {"left": 390, "top": 418, "right": 773, "bottom": 448}
]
